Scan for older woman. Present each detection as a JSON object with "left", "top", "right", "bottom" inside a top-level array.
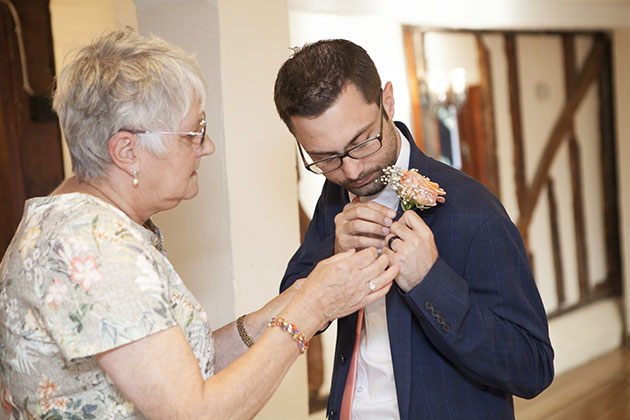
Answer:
[{"left": 0, "top": 28, "right": 398, "bottom": 419}]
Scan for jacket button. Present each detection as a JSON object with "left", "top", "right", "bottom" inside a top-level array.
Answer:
[
  {"left": 328, "top": 407, "right": 335, "bottom": 418},
  {"left": 425, "top": 300, "right": 434, "bottom": 310},
  {"left": 340, "top": 354, "right": 345, "bottom": 365},
  {"left": 431, "top": 308, "right": 439, "bottom": 318},
  {"left": 442, "top": 322, "right": 451, "bottom": 332},
  {"left": 437, "top": 315, "right": 445, "bottom": 325}
]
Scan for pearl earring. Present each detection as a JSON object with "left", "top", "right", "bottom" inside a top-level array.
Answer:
[{"left": 132, "top": 169, "right": 139, "bottom": 187}]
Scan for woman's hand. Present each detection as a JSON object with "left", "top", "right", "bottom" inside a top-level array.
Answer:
[{"left": 297, "top": 248, "right": 398, "bottom": 331}]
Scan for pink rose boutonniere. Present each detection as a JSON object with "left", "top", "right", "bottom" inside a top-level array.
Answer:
[{"left": 379, "top": 166, "right": 446, "bottom": 211}]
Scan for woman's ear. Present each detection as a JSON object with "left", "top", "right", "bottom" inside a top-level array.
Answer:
[
  {"left": 108, "top": 131, "right": 137, "bottom": 174},
  {"left": 383, "top": 81, "right": 396, "bottom": 119}
]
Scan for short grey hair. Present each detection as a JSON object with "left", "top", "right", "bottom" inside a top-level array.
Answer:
[{"left": 53, "top": 27, "right": 207, "bottom": 181}]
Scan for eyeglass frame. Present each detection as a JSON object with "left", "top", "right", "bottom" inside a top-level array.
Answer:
[
  {"left": 295, "top": 92, "right": 383, "bottom": 175},
  {"left": 120, "top": 111, "right": 207, "bottom": 146}
]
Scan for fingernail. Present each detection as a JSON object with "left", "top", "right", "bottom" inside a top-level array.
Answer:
[
  {"left": 388, "top": 210, "right": 397, "bottom": 218},
  {"left": 384, "top": 217, "right": 393, "bottom": 226},
  {"left": 383, "top": 227, "right": 390, "bottom": 235},
  {"left": 380, "top": 240, "right": 385, "bottom": 248}
]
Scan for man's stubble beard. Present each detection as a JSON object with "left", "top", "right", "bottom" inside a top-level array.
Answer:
[{"left": 344, "top": 122, "right": 399, "bottom": 197}]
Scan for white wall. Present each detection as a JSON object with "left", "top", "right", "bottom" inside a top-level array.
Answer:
[
  {"left": 290, "top": 0, "right": 630, "bottom": 30},
  {"left": 215, "top": 1, "right": 307, "bottom": 418},
  {"left": 136, "top": 1, "right": 306, "bottom": 419}
]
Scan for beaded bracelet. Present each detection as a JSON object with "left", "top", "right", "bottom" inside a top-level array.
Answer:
[{"left": 268, "top": 317, "right": 309, "bottom": 354}]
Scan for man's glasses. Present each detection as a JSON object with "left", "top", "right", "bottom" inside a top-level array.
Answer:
[
  {"left": 121, "top": 112, "right": 207, "bottom": 146},
  {"left": 297, "top": 94, "right": 383, "bottom": 175}
]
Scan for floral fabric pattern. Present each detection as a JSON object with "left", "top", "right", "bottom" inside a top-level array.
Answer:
[{"left": 0, "top": 193, "right": 215, "bottom": 419}]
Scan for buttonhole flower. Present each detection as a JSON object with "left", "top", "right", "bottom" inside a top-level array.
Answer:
[{"left": 379, "top": 166, "right": 446, "bottom": 211}]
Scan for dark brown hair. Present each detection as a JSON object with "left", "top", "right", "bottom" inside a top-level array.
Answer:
[{"left": 274, "top": 39, "right": 382, "bottom": 133}]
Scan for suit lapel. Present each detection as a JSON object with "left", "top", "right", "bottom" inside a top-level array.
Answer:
[
  {"left": 387, "top": 122, "right": 427, "bottom": 420},
  {"left": 394, "top": 122, "right": 435, "bottom": 228}
]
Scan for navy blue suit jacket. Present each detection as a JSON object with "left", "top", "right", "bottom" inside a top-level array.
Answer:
[{"left": 280, "top": 122, "right": 554, "bottom": 420}]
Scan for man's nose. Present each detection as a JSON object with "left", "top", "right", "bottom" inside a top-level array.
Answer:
[{"left": 340, "top": 155, "right": 362, "bottom": 179}]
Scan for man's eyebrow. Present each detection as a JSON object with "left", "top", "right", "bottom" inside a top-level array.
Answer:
[{"left": 306, "top": 121, "right": 373, "bottom": 156}]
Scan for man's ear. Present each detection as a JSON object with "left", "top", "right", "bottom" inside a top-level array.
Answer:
[
  {"left": 383, "top": 81, "right": 396, "bottom": 119},
  {"left": 108, "top": 131, "right": 137, "bottom": 175}
]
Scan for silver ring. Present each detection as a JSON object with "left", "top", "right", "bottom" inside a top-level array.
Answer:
[
  {"left": 368, "top": 281, "right": 376, "bottom": 292},
  {"left": 387, "top": 235, "right": 401, "bottom": 250}
]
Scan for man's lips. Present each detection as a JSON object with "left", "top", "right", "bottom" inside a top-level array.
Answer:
[{"left": 351, "top": 172, "right": 377, "bottom": 188}]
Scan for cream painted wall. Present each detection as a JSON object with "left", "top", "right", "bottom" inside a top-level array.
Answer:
[
  {"left": 137, "top": 1, "right": 307, "bottom": 419},
  {"left": 290, "top": 0, "right": 630, "bottom": 30},
  {"left": 134, "top": 0, "right": 235, "bottom": 333},
  {"left": 215, "top": 1, "right": 307, "bottom": 418}
]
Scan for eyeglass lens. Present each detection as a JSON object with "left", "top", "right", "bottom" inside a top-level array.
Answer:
[{"left": 310, "top": 137, "right": 382, "bottom": 173}]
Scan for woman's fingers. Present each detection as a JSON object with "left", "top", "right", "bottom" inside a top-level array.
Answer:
[
  {"left": 349, "top": 247, "right": 379, "bottom": 269},
  {"left": 320, "top": 248, "right": 356, "bottom": 265},
  {"left": 359, "top": 253, "right": 389, "bottom": 278},
  {"left": 363, "top": 281, "right": 393, "bottom": 305}
]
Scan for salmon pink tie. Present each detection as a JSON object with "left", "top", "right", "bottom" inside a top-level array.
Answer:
[
  {"left": 340, "top": 308, "right": 363, "bottom": 419},
  {"left": 340, "top": 195, "right": 364, "bottom": 420}
]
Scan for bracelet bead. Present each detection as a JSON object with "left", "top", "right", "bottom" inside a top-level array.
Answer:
[{"left": 268, "top": 317, "right": 308, "bottom": 354}]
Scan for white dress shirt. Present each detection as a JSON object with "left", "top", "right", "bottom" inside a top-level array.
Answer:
[{"left": 348, "top": 130, "right": 410, "bottom": 419}]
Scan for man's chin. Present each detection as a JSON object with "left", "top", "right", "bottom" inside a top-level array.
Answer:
[{"left": 347, "top": 180, "right": 386, "bottom": 197}]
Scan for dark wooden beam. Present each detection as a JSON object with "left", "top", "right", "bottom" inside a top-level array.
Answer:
[
  {"left": 568, "top": 137, "right": 591, "bottom": 299},
  {"left": 0, "top": 5, "right": 26, "bottom": 249},
  {"left": 476, "top": 34, "right": 501, "bottom": 199},
  {"left": 562, "top": 33, "right": 590, "bottom": 300},
  {"left": 547, "top": 180, "right": 565, "bottom": 305},
  {"left": 517, "top": 37, "right": 604, "bottom": 233},
  {"left": 597, "top": 34, "right": 622, "bottom": 289},
  {"left": 505, "top": 34, "right": 529, "bottom": 246},
  {"left": 402, "top": 25, "right": 425, "bottom": 150}
]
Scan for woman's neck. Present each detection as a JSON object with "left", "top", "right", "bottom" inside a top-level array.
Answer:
[{"left": 53, "top": 176, "right": 150, "bottom": 225}]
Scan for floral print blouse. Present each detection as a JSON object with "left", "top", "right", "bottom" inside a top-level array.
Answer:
[{"left": 0, "top": 193, "right": 215, "bottom": 419}]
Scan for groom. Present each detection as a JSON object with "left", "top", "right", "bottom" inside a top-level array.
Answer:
[{"left": 274, "top": 39, "right": 554, "bottom": 420}]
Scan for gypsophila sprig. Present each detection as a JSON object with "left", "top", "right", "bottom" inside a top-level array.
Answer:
[{"left": 379, "top": 166, "right": 446, "bottom": 211}]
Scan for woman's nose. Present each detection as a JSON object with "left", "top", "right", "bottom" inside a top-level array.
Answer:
[{"left": 200, "top": 134, "right": 215, "bottom": 156}]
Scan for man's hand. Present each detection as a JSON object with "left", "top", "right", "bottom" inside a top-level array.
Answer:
[
  {"left": 334, "top": 200, "right": 397, "bottom": 253},
  {"left": 383, "top": 210, "right": 438, "bottom": 292}
]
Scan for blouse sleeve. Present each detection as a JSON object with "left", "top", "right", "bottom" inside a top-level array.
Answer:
[{"left": 39, "top": 210, "right": 178, "bottom": 361}]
